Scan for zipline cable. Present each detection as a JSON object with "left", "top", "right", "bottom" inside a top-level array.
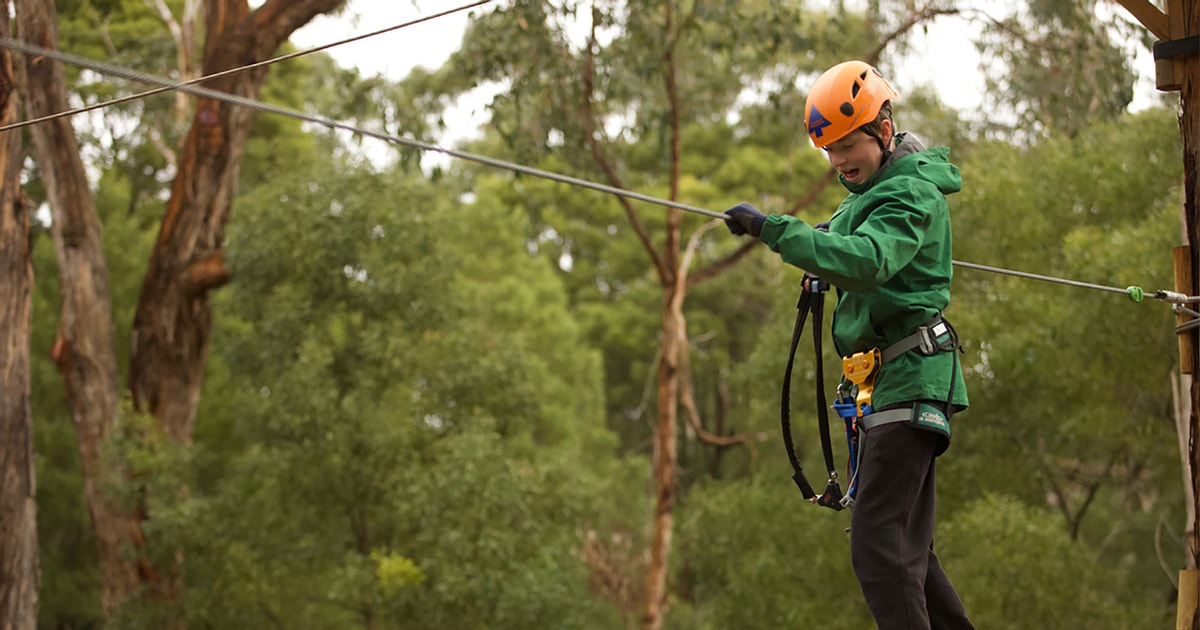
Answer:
[
  {"left": 0, "top": 36, "right": 731, "bottom": 221},
  {"left": 951, "top": 259, "right": 1146, "bottom": 301},
  {"left": 0, "top": 37, "right": 1182, "bottom": 304},
  {"left": 0, "top": 0, "right": 496, "bottom": 133}
]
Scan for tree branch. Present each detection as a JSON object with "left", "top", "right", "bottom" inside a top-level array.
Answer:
[
  {"left": 1036, "top": 437, "right": 1076, "bottom": 529},
  {"left": 662, "top": 0, "right": 682, "bottom": 286},
  {"left": 250, "top": 0, "right": 348, "bottom": 56},
  {"left": 676, "top": 222, "right": 755, "bottom": 451},
  {"left": 182, "top": 249, "right": 230, "bottom": 296},
  {"left": 865, "top": 4, "right": 962, "bottom": 64},
  {"left": 689, "top": 168, "right": 838, "bottom": 287},
  {"left": 581, "top": 7, "right": 667, "bottom": 284},
  {"left": 145, "top": 0, "right": 194, "bottom": 122}
]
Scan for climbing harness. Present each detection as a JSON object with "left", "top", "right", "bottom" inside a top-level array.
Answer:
[{"left": 780, "top": 277, "right": 962, "bottom": 511}]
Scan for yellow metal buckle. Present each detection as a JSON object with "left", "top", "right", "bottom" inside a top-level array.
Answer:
[{"left": 842, "top": 348, "right": 881, "bottom": 416}]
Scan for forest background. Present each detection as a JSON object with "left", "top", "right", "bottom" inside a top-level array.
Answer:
[{"left": 2, "top": 0, "right": 1191, "bottom": 629}]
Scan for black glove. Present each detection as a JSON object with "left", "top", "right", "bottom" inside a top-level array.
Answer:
[{"left": 724, "top": 202, "right": 767, "bottom": 238}]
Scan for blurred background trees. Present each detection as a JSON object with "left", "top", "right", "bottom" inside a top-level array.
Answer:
[{"left": 9, "top": 0, "right": 1187, "bottom": 628}]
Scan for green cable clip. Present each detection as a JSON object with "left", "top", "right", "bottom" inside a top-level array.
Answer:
[{"left": 1127, "top": 286, "right": 1144, "bottom": 303}]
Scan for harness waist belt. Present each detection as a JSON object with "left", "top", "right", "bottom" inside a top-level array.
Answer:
[
  {"left": 879, "top": 316, "right": 951, "bottom": 364},
  {"left": 858, "top": 407, "right": 913, "bottom": 431}
]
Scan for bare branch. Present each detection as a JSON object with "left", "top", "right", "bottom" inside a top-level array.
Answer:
[
  {"left": 689, "top": 168, "right": 838, "bottom": 287},
  {"left": 581, "top": 7, "right": 667, "bottom": 284},
  {"left": 145, "top": 0, "right": 194, "bottom": 122},
  {"left": 676, "top": 222, "right": 756, "bottom": 451},
  {"left": 865, "top": 4, "right": 963, "bottom": 64},
  {"left": 784, "top": 168, "right": 839, "bottom": 217},
  {"left": 1036, "top": 437, "right": 1076, "bottom": 529},
  {"left": 148, "top": 127, "right": 177, "bottom": 170}
]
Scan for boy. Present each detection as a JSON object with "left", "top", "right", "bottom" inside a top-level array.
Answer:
[{"left": 724, "top": 60, "right": 974, "bottom": 630}]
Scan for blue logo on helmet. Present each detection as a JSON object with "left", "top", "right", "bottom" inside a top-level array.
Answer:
[{"left": 807, "top": 106, "right": 831, "bottom": 138}]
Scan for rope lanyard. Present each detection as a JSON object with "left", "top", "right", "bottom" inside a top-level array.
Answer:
[{"left": 780, "top": 276, "right": 846, "bottom": 510}]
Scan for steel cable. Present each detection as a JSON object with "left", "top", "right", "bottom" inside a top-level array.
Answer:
[{"left": 0, "top": 36, "right": 1179, "bottom": 302}]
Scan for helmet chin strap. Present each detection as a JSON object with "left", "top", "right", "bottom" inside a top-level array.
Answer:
[
  {"left": 861, "top": 119, "right": 894, "bottom": 166},
  {"left": 875, "top": 127, "right": 895, "bottom": 166}
]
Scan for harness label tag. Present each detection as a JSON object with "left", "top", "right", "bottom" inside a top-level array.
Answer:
[{"left": 912, "top": 402, "right": 951, "bottom": 438}]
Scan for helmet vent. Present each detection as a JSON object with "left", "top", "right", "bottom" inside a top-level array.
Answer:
[{"left": 840, "top": 102, "right": 854, "bottom": 116}]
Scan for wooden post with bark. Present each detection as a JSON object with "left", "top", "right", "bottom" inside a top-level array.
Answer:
[{"left": 1111, "top": 0, "right": 1198, "bottom": 627}]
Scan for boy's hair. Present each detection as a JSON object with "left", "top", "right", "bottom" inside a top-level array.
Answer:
[{"left": 856, "top": 100, "right": 893, "bottom": 143}]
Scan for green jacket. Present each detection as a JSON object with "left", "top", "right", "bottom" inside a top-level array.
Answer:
[{"left": 760, "top": 133, "right": 968, "bottom": 412}]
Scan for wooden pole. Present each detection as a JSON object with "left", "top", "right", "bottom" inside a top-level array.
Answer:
[
  {"left": 1182, "top": 570, "right": 1200, "bottom": 630},
  {"left": 1177, "top": 246, "right": 1195, "bottom": 374},
  {"left": 1175, "top": 0, "right": 1200, "bottom": 625},
  {"left": 1114, "top": 0, "right": 1200, "bottom": 624}
]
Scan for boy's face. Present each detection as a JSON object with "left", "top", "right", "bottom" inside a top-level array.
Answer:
[{"left": 822, "top": 119, "right": 892, "bottom": 185}]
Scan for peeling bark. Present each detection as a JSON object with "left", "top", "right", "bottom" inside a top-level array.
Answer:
[
  {"left": 0, "top": 6, "right": 39, "bottom": 627},
  {"left": 128, "top": 0, "right": 345, "bottom": 444},
  {"left": 17, "top": 0, "right": 348, "bottom": 621},
  {"left": 15, "top": 0, "right": 134, "bottom": 614}
]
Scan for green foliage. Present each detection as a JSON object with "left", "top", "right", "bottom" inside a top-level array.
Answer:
[
  {"left": 674, "top": 478, "right": 873, "bottom": 629},
  {"left": 942, "top": 495, "right": 1168, "bottom": 628},
  {"left": 940, "top": 105, "right": 1184, "bottom": 612},
  {"left": 112, "top": 159, "right": 639, "bottom": 627},
  {"left": 372, "top": 549, "right": 425, "bottom": 595},
  {"left": 976, "top": 1, "right": 1146, "bottom": 140},
  {"left": 28, "top": 2, "right": 1191, "bottom": 628},
  {"left": 31, "top": 162, "right": 159, "bottom": 629}
]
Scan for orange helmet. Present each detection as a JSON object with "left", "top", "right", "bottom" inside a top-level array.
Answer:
[{"left": 804, "top": 61, "right": 898, "bottom": 148}]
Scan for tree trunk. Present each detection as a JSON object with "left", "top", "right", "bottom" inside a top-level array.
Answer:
[
  {"left": 641, "top": 6, "right": 686, "bottom": 627},
  {"left": 14, "top": 0, "right": 137, "bottom": 615},
  {"left": 17, "top": 0, "right": 349, "bottom": 619},
  {"left": 643, "top": 275, "right": 682, "bottom": 630},
  {"left": 127, "top": 0, "right": 346, "bottom": 441},
  {"left": 116, "top": 0, "right": 345, "bottom": 617},
  {"left": 0, "top": 7, "right": 39, "bottom": 627},
  {"left": 121, "top": 0, "right": 347, "bottom": 619}
]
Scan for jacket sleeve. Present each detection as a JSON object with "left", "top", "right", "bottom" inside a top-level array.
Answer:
[{"left": 760, "top": 180, "right": 938, "bottom": 290}]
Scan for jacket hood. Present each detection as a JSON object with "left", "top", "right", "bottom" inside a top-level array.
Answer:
[{"left": 841, "top": 132, "right": 961, "bottom": 196}]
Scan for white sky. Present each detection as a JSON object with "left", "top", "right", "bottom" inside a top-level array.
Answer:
[
  {"left": 291, "top": 0, "right": 498, "bottom": 154},
  {"left": 291, "top": 1, "right": 478, "bottom": 81},
  {"left": 288, "top": 0, "right": 1161, "bottom": 153}
]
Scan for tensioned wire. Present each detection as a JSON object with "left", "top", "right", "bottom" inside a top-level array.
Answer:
[
  {"left": 0, "top": 35, "right": 1177, "bottom": 304},
  {"left": 0, "top": 35, "right": 730, "bottom": 220},
  {"left": 0, "top": 0, "right": 497, "bottom": 134}
]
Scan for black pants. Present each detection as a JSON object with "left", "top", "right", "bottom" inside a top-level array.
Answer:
[{"left": 849, "top": 422, "right": 973, "bottom": 630}]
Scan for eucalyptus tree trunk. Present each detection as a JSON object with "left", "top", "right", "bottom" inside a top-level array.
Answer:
[
  {"left": 629, "top": 4, "right": 685, "bottom": 625},
  {"left": 128, "top": 0, "right": 345, "bottom": 440},
  {"left": 120, "top": 0, "right": 346, "bottom": 618},
  {"left": 14, "top": 0, "right": 134, "bottom": 614},
  {"left": 645, "top": 247, "right": 683, "bottom": 630},
  {"left": 0, "top": 7, "right": 38, "bottom": 627},
  {"left": 17, "top": 0, "right": 348, "bottom": 620}
]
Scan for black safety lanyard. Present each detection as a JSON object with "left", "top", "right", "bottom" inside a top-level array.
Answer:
[{"left": 780, "top": 276, "right": 846, "bottom": 510}]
